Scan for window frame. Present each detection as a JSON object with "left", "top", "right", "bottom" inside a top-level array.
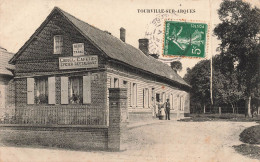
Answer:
[
  {"left": 35, "top": 77, "right": 48, "bottom": 105},
  {"left": 69, "top": 76, "right": 83, "bottom": 104},
  {"left": 53, "top": 35, "right": 63, "bottom": 54}
]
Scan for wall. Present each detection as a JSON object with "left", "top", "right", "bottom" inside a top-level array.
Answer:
[
  {"left": 13, "top": 11, "right": 108, "bottom": 125},
  {"left": 106, "top": 61, "right": 190, "bottom": 120},
  {"left": 15, "top": 70, "right": 107, "bottom": 125},
  {"left": 0, "top": 126, "right": 108, "bottom": 150},
  {"left": 0, "top": 76, "right": 15, "bottom": 121}
]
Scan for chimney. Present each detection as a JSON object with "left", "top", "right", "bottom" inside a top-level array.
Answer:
[
  {"left": 120, "top": 27, "right": 125, "bottom": 42},
  {"left": 138, "top": 38, "right": 149, "bottom": 56}
]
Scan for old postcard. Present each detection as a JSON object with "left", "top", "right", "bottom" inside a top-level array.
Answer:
[{"left": 0, "top": 0, "right": 259, "bottom": 161}]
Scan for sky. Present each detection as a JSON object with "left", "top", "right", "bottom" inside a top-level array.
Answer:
[{"left": 0, "top": 0, "right": 259, "bottom": 77}]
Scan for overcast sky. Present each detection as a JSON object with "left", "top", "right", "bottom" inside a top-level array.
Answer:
[{"left": 0, "top": 0, "right": 259, "bottom": 77}]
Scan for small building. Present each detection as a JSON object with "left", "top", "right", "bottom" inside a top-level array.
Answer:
[
  {"left": 0, "top": 46, "right": 15, "bottom": 122},
  {"left": 9, "top": 7, "right": 190, "bottom": 125}
]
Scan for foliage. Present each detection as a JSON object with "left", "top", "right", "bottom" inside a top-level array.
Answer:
[
  {"left": 214, "top": 0, "right": 260, "bottom": 116},
  {"left": 240, "top": 125, "right": 260, "bottom": 144},
  {"left": 170, "top": 61, "right": 182, "bottom": 72},
  {"left": 184, "top": 59, "right": 210, "bottom": 109}
]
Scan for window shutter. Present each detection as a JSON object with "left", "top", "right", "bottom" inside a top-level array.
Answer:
[
  {"left": 83, "top": 75, "right": 91, "bottom": 104},
  {"left": 110, "top": 77, "right": 114, "bottom": 88},
  {"left": 27, "top": 78, "right": 34, "bottom": 104},
  {"left": 61, "top": 77, "right": 68, "bottom": 104},
  {"left": 48, "top": 77, "right": 56, "bottom": 104}
]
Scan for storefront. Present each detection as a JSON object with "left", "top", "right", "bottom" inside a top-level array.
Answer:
[{"left": 9, "top": 7, "right": 190, "bottom": 125}]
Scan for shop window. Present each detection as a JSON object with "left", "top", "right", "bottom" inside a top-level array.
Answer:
[
  {"left": 69, "top": 77, "right": 83, "bottom": 104},
  {"left": 53, "top": 35, "right": 63, "bottom": 54},
  {"left": 35, "top": 77, "right": 48, "bottom": 104}
]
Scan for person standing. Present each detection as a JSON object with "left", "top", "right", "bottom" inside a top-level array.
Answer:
[{"left": 165, "top": 99, "right": 171, "bottom": 120}]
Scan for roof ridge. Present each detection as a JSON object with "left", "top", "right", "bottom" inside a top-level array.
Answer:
[{"left": 55, "top": 7, "right": 108, "bottom": 35}]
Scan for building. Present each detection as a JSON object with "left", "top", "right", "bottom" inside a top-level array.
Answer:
[
  {"left": 0, "top": 46, "right": 15, "bottom": 122},
  {"left": 9, "top": 7, "right": 190, "bottom": 125}
]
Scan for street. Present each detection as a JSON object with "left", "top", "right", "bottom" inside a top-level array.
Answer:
[{"left": 0, "top": 121, "right": 258, "bottom": 162}]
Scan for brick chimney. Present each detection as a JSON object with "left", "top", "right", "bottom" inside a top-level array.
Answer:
[
  {"left": 138, "top": 38, "right": 149, "bottom": 56},
  {"left": 120, "top": 27, "right": 125, "bottom": 42}
]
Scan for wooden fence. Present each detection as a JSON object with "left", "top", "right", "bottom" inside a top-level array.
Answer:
[{"left": 15, "top": 107, "right": 106, "bottom": 125}]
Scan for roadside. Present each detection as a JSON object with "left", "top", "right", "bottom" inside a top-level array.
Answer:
[
  {"left": 0, "top": 121, "right": 258, "bottom": 162},
  {"left": 179, "top": 113, "right": 260, "bottom": 123},
  {"left": 233, "top": 125, "right": 260, "bottom": 160},
  {"left": 179, "top": 113, "right": 260, "bottom": 160}
]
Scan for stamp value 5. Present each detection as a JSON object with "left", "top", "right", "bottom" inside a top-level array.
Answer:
[{"left": 163, "top": 21, "right": 208, "bottom": 58}]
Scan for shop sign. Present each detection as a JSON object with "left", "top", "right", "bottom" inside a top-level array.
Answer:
[
  {"left": 73, "top": 43, "right": 84, "bottom": 56},
  {"left": 59, "top": 55, "right": 98, "bottom": 69}
]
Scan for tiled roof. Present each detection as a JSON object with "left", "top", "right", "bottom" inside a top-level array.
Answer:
[
  {"left": 58, "top": 8, "right": 189, "bottom": 87},
  {"left": 10, "top": 7, "right": 190, "bottom": 88},
  {"left": 0, "top": 47, "right": 14, "bottom": 76}
]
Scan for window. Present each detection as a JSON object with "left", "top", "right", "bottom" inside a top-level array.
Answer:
[
  {"left": 156, "top": 93, "right": 160, "bottom": 102},
  {"left": 143, "top": 88, "right": 149, "bottom": 108},
  {"left": 114, "top": 78, "right": 119, "bottom": 88},
  {"left": 132, "top": 83, "right": 137, "bottom": 106},
  {"left": 123, "top": 80, "right": 128, "bottom": 88},
  {"left": 69, "top": 77, "right": 83, "bottom": 104},
  {"left": 35, "top": 78, "right": 48, "bottom": 104},
  {"left": 54, "top": 35, "right": 63, "bottom": 54}
]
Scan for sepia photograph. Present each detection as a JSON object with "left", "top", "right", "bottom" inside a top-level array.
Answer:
[{"left": 0, "top": 0, "right": 259, "bottom": 161}]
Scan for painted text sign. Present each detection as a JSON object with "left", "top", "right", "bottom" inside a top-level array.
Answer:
[
  {"left": 163, "top": 21, "right": 207, "bottom": 58},
  {"left": 59, "top": 55, "right": 98, "bottom": 69},
  {"left": 73, "top": 43, "right": 84, "bottom": 56}
]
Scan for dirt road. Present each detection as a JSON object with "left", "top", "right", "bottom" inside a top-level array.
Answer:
[{"left": 0, "top": 121, "right": 258, "bottom": 162}]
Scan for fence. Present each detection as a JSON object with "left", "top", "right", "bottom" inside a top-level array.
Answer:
[
  {"left": 190, "top": 106, "right": 246, "bottom": 114},
  {"left": 15, "top": 107, "right": 106, "bottom": 125}
]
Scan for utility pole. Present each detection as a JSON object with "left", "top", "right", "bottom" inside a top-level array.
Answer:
[{"left": 209, "top": 0, "right": 214, "bottom": 112}]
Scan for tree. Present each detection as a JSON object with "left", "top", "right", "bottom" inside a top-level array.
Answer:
[
  {"left": 170, "top": 61, "right": 182, "bottom": 72},
  {"left": 184, "top": 60, "right": 211, "bottom": 113},
  {"left": 213, "top": 55, "right": 245, "bottom": 113},
  {"left": 214, "top": 0, "right": 260, "bottom": 117}
]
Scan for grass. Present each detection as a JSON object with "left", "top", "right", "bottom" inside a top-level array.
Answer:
[
  {"left": 232, "top": 125, "right": 260, "bottom": 160},
  {"left": 179, "top": 113, "right": 260, "bottom": 122},
  {"left": 233, "top": 144, "right": 260, "bottom": 160},
  {"left": 240, "top": 125, "right": 260, "bottom": 144}
]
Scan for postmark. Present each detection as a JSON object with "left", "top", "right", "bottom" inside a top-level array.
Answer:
[{"left": 163, "top": 21, "right": 208, "bottom": 58}]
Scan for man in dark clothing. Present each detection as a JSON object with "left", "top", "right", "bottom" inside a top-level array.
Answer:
[{"left": 165, "top": 99, "right": 171, "bottom": 120}]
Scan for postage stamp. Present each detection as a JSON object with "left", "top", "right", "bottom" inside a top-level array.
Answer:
[{"left": 163, "top": 21, "right": 208, "bottom": 58}]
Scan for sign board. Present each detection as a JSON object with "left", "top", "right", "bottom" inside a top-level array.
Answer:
[
  {"left": 59, "top": 55, "right": 98, "bottom": 69},
  {"left": 163, "top": 21, "right": 208, "bottom": 58},
  {"left": 73, "top": 43, "right": 84, "bottom": 56}
]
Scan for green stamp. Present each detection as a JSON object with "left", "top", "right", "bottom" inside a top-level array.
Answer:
[{"left": 163, "top": 21, "right": 208, "bottom": 58}]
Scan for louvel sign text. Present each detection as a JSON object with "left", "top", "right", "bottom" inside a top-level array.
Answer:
[{"left": 59, "top": 55, "right": 98, "bottom": 69}]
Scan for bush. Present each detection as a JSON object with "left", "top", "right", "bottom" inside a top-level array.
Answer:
[{"left": 240, "top": 125, "right": 260, "bottom": 144}]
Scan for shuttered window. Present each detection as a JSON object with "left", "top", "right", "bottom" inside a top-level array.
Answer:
[
  {"left": 27, "top": 78, "right": 34, "bottom": 104},
  {"left": 35, "top": 77, "right": 48, "bottom": 104},
  {"left": 48, "top": 77, "right": 56, "bottom": 104},
  {"left": 114, "top": 78, "right": 119, "bottom": 88},
  {"left": 53, "top": 35, "right": 63, "bottom": 54},
  {"left": 110, "top": 77, "right": 114, "bottom": 88},
  {"left": 61, "top": 77, "right": 69, "bottom": 104},
  {"left": 83, "top": 75, "right": 91, "bottom": 104},
  {"left": 69, "top": 77, "right": 82, "bottom": 104}
]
